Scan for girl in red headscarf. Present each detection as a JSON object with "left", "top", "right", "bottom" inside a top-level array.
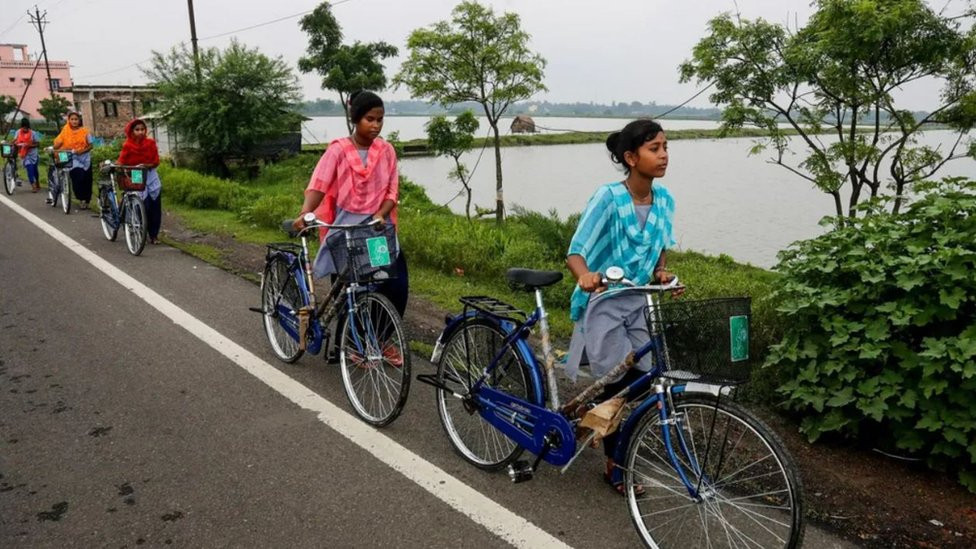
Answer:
[{"left": 117, "top": 118, "right": 163, "bottom": 244}]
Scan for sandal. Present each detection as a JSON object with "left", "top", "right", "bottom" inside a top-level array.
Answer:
[{"left": 604, "top": 471, "right": 645, "bottom": 497}]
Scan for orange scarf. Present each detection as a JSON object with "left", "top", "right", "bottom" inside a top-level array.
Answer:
[{"left": 55, "top": 124, "right": 90, "bottom": 151}]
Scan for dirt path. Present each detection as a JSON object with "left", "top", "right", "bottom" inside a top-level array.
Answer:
[{"left": 159, "top": 211, "right": 976, "bottom": 549}]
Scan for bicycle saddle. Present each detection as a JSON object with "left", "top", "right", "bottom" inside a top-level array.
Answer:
[{"left": 506, "top": 268, "right": 563, "bottom": 290}]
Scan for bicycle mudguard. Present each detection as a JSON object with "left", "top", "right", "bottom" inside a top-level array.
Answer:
[{"left": 474, "top": 386, "right": 576, "bottom": 466}]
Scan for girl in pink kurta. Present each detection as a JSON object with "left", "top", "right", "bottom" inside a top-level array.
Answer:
[{"left": 294, "top": 91, "right": 409, "bottom": 318}]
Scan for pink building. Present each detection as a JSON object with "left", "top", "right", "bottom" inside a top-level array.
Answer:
[{"left": 0, "top": 43, "right": 73, "bottom": 119}]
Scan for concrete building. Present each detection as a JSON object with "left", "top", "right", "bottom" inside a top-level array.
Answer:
[
  {"left": 0, "top": 44, "right": 73, "bottom": 119},
  {"left": 69, "top": 85, "right": 158, "bottom": 139}
]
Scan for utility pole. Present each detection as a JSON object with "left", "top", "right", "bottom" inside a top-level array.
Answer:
[
  {"left": 186, "top": 0, "right": 201, "bottom": 81},
  {"left": 27, "top": 5, "right": 61, "bottom": 125}
]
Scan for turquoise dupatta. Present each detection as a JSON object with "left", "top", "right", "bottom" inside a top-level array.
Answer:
[{"left": 567, "top": 181, "right": 676, "bottom": 321}]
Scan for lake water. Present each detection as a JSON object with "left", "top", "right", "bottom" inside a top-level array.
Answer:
[
  {"left": 394, "top": 129, "right": 976, "bottom": 268},
  {"left": 302, "top": 115, "right": 731, "bottom": 143}
]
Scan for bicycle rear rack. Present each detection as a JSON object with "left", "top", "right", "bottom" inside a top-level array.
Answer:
[{"left": 459, "top": 296, "right": 527, "bottom": 325}]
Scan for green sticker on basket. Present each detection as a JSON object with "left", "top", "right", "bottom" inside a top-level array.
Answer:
[
  {"left": 1, "top": 144, "right": 11, "bottom": 156},
  {"left": 58, "top": 151, "right": 70, "bottom": 163},
  {"left": 131, "top": 170, "right": 144, "bottom": 184},
  {"left": 366, "top": 236, "right": 391, "bottom": 267},
  {"left": 730, "top": 315, "right": 749, "bottom": 362}
]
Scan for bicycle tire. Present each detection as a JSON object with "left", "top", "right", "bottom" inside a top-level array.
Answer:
[
  {"left": 338, "top": 292, "right": 411, "bottom": 427},
  {"left": 46, "top": 168, "right": 57, "bottom": 207},
  {"left": 435, "top": 317, "right": 532, "bottom": 470},
  {"left": 123, "top": 194, "right": 147, "bottom": 255},
  {"left": 625, "top": 396, "right": 805, "bottom": 549},
  {"left": 3, "top": 160, "right": 14, "bottom": 195},
  {"left": 260, "top": 255, "right": 305, "bottom": 363},
  {"left": 99, "top": 188, "right": 119, "bottom": 241},
  {"left": 59, "top": 169, "right": 71, "bottom": 214}
]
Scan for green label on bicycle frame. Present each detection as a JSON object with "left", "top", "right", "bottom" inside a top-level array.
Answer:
[
  {"left": 131, "top": 170, "right": 144, "bottom": 184},
  {"left": 730, "top": 315, "right": 749, "bottom": 362},
  {"left": 366, "top": 236, "right": 391, "bottom": 267},
  {"left": 58, "top": 151, "right": 70, "bottom": 163}
]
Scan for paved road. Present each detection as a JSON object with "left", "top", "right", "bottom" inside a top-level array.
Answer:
[{"left": 0, "top": 190, "right": 856, "bottom": 548}]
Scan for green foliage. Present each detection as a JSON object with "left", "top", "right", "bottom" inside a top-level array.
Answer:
[
  {"left": 298, "top": 2, "right": 397, "bottom": 133},
  {"left": 769, "top": 178, "right": 976, "bottom": 491},
  {"left": 144, "top": 40, "right": 301, "bottom": 172},
  {"left": 395, "top": 0, "right": 547, "bottom": 223},
  {"left": 680, "top": 0, "right": 976, "bottom": 219},
  {"left": 425, "top": 111, "right": 480, "bottom": 218},
  {"left": 158, "top": 164, "right": 253, "bottom": 210},
  {"left": 0, "top": 95, "right": 17, "bottom": 128},
  {"left": 38, "top": 95, "right": 70, "bottom": 125}
]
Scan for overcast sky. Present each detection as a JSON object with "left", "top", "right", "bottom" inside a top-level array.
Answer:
[{"left": 1, "top": 0, "right": 971, "bottom": 110}]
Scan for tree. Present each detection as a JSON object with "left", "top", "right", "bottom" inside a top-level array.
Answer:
[
  {"left": 144, "top": 40, "right": 300, "bottom": 175},
  {"left": 298, "top": 2, "right": 397, "bottom": 134},
  {"left": 0, "top": 95, "right": 18, "bottom": 135},
  {"left": 680, "top": 0, "right": 976, "bottom": 221},
  {"left": 396, "top": 1, "right": 547, "bottom": 223},
  {"left": 426, "top": 111, "right": 480, "bottom": 219},
  {"left": 38, "top": 95, "right": 70, "bottom": 126}
]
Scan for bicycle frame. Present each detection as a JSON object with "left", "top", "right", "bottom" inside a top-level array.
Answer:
[{"left": 431, "top": 284, "right": 725, "bottom": 498}]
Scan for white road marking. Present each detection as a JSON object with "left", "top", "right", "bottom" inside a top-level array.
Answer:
[{"left": 1, "top": 195, "right": 573, "bottom": 549}]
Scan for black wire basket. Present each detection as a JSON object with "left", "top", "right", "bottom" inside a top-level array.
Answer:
[
  {"left": 52, "top": 150, "right": 73, "bottom": 169},
  {"left": 645, "top": 297, "right": 752, "bottom": 385},
  {"left": 1, "top": 143, "right": 16, "bottom": 160},
  {"left": 327, "top": 224, "right": 399, "bottom": 283}
]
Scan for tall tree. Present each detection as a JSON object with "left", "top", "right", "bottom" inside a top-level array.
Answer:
[
  {"left": 38, "top": 95, "right": 70, "bottom": 125},
  {"left": 396, "top": 1, "right": 547, "bottom": 223},
  {"left": 298, "top": 2, "right": 397, "bottom": 134},
  {"left": 425, "top": 111, "right": 480, "bottom": 219},
  {"left": 680, "top": 0, "right": 975, "bottom": 221},
  {"left": 144, "top": 40, "right": 300, "bottom": 175}
]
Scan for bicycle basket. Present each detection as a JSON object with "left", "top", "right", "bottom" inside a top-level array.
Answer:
[
  {"left": 646, "top": 297, "right": 752, "bottom": 385},
  {"left": 1, "top": 143, "right": 15, "bottom": 159},
  {"left": 327, "top": 224, "right": 398, "bottom": 282},
  {"left": 53, "top": 150, "right": 73, "bottom": 168},
  {"left": 118, "top": 168, "right": 147, "bottom": 191}
]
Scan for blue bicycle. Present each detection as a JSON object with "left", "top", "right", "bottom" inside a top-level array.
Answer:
[
  {"left": 421, "top": 267, "right": 805, "bottom": 548},
  {"left": 2, "top": 141, "right": 21, "bottom": 195},
  {"left": 45, "top": 147, "right": 72, "bottom": 214},
  {"left": 97, "top": 162, "right": 149, "bottom": 256},
  {"left": 254, "top": 213, "right": 410, "bottom": 427}
]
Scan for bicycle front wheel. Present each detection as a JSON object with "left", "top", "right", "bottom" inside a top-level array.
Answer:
[
  {"left": 123, "top": 195, "right": 147, "bottom": 255},
  {"left": 59, "top": 170, "right": 71, "bottom": 214},
  {"left": 99, "top": 189, "right": 119, "bottom": 241},
  {"left": 3, "top": 161, "right": 14, "bottom": 195},
  {"left": 625, "top": 396, "right": 805, "bottom": 549},
  {"left": 338, "top": 292, "right": 410, "bottom": 427},
  {"left": 436, "top": 317, "right": 531, "bottom": 470},
  {"left": 46, "top": 168, "right": 57, "bottom": 207},
  {"left": 260, "top": 255, "right": 305, "bottom": 363}
]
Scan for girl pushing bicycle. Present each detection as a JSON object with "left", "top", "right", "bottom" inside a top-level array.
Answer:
[
  {"left": 292, "top": 90, "right": 409, "bottom": 319},
  {"left": 52, "top": 112, "right": 94, "bottom": 209},
  {"left": 118, "top": 118, "right": 163, "bottom": 244},
  {"left": 565, "top": 119, "right": 682, "bottom": 494},
  {"left": 14, "top": 118, "right": 41, "bottom": 193}
]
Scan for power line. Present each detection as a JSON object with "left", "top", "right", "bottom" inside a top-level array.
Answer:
[{"left": 651, "top": 81, "right": 716, "bottom": 118}]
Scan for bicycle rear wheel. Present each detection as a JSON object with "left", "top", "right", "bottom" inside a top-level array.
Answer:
[
  {"left": 123, "top": 194, "right": 147, "bottom": 255},
  {"left": 338, "top": 292, "right": 410, "bottom": 427},
  {"left": 260, "top": 255, "right": 305, "bottom": 363},
  {"left": 3, "top": 161, "right": 14, "bottom": 195},
  {"left": 99, "top": 188, "right": 119, "bottom": 241},
  {"left": 59, "top": 169, "right": 71, "bottom": 214},
  {"left": 625, "top": 396, "right": 805, "bottom": 549},
  {"left": 436, "top": 317, "right": 531, "bottom": 470}
]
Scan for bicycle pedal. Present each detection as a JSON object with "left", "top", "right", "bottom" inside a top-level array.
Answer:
[{"left": 507, "top": 460, "right": 534, "bottom": 483}]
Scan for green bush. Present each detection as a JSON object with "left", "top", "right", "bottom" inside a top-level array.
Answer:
[
  {"left": 159, "top": 164, "right": 252, "bottom": 210},
  {"left": 768, "top": 178, "right": 976, "bottom": 491},
  {"left": 238, "top": 193, "right": 302, "bottom": 228}
]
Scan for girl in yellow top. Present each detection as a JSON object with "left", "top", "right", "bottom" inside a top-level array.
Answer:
[{"left": 52, "top": 112, "right": 94, "bottom": 209}]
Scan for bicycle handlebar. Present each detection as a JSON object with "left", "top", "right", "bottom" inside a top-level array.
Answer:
[{"left": 281, "top": 213, "right": 382, "bottom": 238}]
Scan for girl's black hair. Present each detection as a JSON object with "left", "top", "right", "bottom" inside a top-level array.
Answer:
[
  {"left": 349, "top": 90, "right": 384, "bottom": 123},
  {"left": 20, "top": 117, "right": 30, "bottom": 129},
  {"left": 606, "top": 119, "right": 664, "bottom": 174}
]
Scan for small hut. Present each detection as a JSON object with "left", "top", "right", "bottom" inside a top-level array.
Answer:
[{"left": 510, "top": 115, "right": 536, "bottom": 134}]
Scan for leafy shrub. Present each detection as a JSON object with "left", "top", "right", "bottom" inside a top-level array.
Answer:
[
  {"left": 158, "top": 164, "right": 252, "bottom": 210},
  {"left": 238, "top": 193, "right": 302, "bottom": 228},
  {"left": 768, "top": 178, "right": 976, "bottom": 491}
]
